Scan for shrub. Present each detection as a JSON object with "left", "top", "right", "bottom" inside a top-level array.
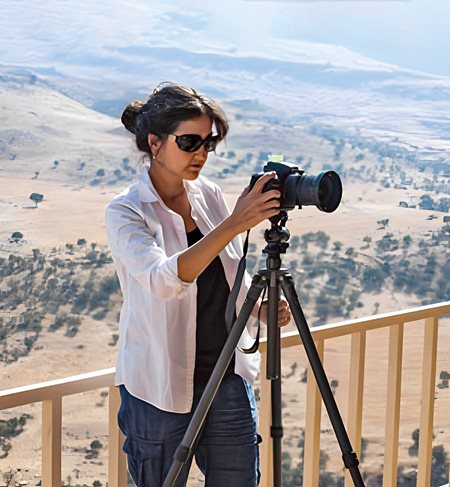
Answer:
[
  {"left": 10, "top": 231, "right": 23, "bottom": 242},
  {"left": 92, "top": 310, "right": 107, "bottom": 321},
  {"left": 362, "top": 267, "right": 386, "bottom": 292}
]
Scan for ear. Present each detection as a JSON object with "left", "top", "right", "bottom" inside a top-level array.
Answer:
[{"left": 147, "top": 133, "right": 162, "bottom": 156}]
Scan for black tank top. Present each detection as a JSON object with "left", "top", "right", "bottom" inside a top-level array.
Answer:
[{"left": 186, "top": 226, "right": 236, "bottom": 385}]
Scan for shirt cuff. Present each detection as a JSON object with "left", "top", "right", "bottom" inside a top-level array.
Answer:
[{"left": 160, "top": 251, "right": 193, "bottom": 299}]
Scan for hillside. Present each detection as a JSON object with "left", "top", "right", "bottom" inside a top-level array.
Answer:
[
  {"left": 0, "top": 44, "right": 449, "bottom": 485},
  {"left": 0, "top": 70, "right": 128, "bottom": 183}
]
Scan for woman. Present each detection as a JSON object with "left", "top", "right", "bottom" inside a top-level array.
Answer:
[{"left": 105, "top": 82, "right": 291, "bottom": 486}]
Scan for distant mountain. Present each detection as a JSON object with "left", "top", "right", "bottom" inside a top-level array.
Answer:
[
  {"left": 1, "top": 1, "right": 450, "bottom": 162},
  {"left": 0, "top": 68, "right": 129, "bottom": 183}
]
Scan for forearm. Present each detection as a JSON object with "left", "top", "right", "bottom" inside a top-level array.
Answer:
[
  {"left": 177, "top": 216, "right": 264, "bottom": 320},
  {"left": 177, "top": 216, "right": 239, "bottom": 283}
]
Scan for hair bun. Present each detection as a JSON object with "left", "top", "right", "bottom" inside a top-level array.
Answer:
[{"left": 121, "top": 100, "right": 144, "bottom": 134}]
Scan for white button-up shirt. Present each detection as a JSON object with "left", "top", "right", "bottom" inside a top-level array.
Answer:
[{"left": 105, "top": 165, "right": 261, "bottom": 413}]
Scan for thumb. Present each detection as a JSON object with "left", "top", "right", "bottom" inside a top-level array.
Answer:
[{"left": 240, "top": 185, "right": 250, "bottom": 196}]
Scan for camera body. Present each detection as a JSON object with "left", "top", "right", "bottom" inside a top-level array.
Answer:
[{"left": 249, "top": 160, "right": 342, "bottom": 213}]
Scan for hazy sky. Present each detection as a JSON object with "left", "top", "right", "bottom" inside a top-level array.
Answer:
[
  {"left": 199, "top": 0, "right": 450, "bottom": 76},
  {"left": 0, "top": 0, "right": 449, "bottom": 77}
]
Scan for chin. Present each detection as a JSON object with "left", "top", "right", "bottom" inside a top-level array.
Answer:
[{"left": 184, "top": 172, "right": 201, "bottom": 180}]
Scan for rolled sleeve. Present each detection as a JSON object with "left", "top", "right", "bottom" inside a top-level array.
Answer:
[{"left": 105, "top": 202, "right": 193, "bottom": 301}]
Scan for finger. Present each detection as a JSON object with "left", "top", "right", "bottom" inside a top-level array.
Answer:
[
  {"left": 278, "top": 317, "right": 290, "bottom": 327},
  {"left": 261, "top": 189, "right": 281, "bottom": 202},
  {"left": 262, "top": 193, "right": 281, "bottom": 208},
  {"left": 251, "top": 171, "right": 276, "bottom": 193},
  {"left": 266, "top": 207, "right": 282, "bottom": 218},
  {"left": 279, "top": 312, "right": 290, "bottom": 322},
  {"left": 279, "top": 308, "right": 289, "bottom": 318},
  {"left": 282, "top": 309, "right": 291, "bottom": 319},
  {"left": 262, "top": 202, "right": 281, "bottom": 216}
]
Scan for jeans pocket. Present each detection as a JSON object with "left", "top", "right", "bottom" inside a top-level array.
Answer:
[{"left": 123, "top": 437, "right": 164, "bottom": 486}]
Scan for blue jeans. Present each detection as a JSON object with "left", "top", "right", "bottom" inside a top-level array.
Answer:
[{"left": 117, "top": 374, "right": 261, "bottom": 486}]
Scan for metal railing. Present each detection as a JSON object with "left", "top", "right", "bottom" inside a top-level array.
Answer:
[{"left": 0, "top": 301, "right": 449, "bottom": 487}]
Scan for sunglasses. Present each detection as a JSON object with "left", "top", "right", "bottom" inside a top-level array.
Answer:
[{"left": 167, "top": 132, "right": 220, "bottom": 152}]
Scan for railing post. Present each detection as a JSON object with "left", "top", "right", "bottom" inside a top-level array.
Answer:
[
  {"left": 417, "top": 316, "right": 439, "bottom": 487},
  {"left": 108, "top": 385, "right": 127, "bottom": 487},
  {"left": 345, "top": 330, "right": 366, "bottom": 487},
  {"left": 303, "top": 339, "right": 324, "bottom": 487},
  {"left": 383, "top": 323, "right": 404, "bottom": 487},
  {"left": 42, "top": 397, "right": 62, "bottom": 487},
  {"left": 259, "top": 352, "right": 273, "bottom": 487}
]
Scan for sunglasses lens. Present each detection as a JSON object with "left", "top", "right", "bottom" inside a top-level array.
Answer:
[
  {"left": 176, "top": 135, "right": 202, "bottom": 152},
  {"left": 204, "top": 135, "right": 219, "bottom": 152}
]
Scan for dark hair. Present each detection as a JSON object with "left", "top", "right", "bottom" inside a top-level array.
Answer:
[{"left": 121, "top": 82, "right": 229, "bottom": 156}]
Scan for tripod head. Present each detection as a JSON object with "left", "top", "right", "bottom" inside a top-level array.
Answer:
[{"left": 263, "top": 211, "right": 290, "bottom": 270}]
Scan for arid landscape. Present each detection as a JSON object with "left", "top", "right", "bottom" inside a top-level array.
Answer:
[
  {"left": 1, "top": 2, "right": 450, "bottom": 483},
  {"left": 0, "top": 73, "right": 448, "bottom": 486}
]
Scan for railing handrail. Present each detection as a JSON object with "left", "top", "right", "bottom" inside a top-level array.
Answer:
[
  {"left": 259, "top": 301, "right": 450, "bottom": 352},
  {"left": 1, "top": 302, "right": 448, "bottom": 411},
  {"left": 0, "top": 367, "right": 116, "bottom": 410}
]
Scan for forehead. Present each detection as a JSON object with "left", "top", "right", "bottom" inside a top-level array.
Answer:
[{"left": 175, "top": 115, "right": 212, "bottom": 135}]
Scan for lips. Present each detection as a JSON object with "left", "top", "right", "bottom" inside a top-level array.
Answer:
[{"left": 190, "top": 158, "right": 205, "bottom": 170}]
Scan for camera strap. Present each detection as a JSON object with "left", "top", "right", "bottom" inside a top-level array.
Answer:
[{"left": 224, "top": 230, "right": 262, "bottom": 354}]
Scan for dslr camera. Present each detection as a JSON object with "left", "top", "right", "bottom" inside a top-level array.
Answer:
[{"left": 249, "top": 160, "right": 342, "bottom": 213}]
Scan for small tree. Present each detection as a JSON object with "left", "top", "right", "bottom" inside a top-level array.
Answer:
[
  {"left": 29, "top": 192, "right": 44, "bottom": 207},
  {"left": 333, "top": 241, "right": 342, "bottom": 252},
  {"left": 419, "top": 194, "right": 435, "bottom": 210},
  {"left": 10, "top": 231, "right": 23, "bottom": 242}
]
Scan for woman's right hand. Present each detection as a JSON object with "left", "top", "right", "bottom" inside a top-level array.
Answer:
[{"left": 228, "top": 171, "right": 281, "bottom": 234}]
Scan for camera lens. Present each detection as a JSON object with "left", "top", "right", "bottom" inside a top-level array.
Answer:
[{"left": 296, "top": 171, "right": 342, "bottom": 212}]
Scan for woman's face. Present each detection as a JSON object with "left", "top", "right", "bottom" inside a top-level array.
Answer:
[{"left": 149, "top": 114, "right": 213, "bottom": 181}]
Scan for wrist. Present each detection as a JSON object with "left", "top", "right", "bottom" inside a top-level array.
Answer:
[{"left": 222, "top": 215, "right": 242, "bottom": 238}]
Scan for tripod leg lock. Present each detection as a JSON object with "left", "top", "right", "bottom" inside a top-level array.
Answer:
[
  {"left": 342, "top": 451, "right": 359, "bottom": 469},
  {"left": 174, "top": 444, "right": 190, "bottom": 463},
  {"left": 270, "top": 426, "right": 284, "bottom": 439}
]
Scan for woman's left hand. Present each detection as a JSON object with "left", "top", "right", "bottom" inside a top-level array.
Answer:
[{"left": 259, "top": 298, "right": 291, "bottom": 327}]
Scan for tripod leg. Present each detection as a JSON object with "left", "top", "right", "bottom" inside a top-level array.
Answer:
[
  {"left": 265, "top": 271, "right": 283, "bottom": 486},
  {"left": 279, "top": 274, "right": 366, "bottom": 487},
  {"left": 162, "top": 274, "right": 266, "bottom": 487},
  {"left": 266, "top": 272, "right": 281, "bottom": 380},
  {"left": 271, "top": 376, "right": 283, "bottom": 487}
]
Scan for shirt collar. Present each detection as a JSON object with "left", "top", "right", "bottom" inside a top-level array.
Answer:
[{"left": 138, "top": 163, "right": 201, "bottom": 204}]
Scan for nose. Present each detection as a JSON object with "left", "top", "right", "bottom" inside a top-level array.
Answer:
[{"left": 194, "top": 143, "right": 208, "bottom": 159}]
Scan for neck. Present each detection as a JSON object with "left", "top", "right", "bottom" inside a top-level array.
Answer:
[{"left": 148, "top": 163, "right": 185, "bottom": 202}]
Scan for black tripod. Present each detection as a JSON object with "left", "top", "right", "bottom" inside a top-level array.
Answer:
[{"left": 163, "top": 212, "right": 365, "bottom": 487}]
